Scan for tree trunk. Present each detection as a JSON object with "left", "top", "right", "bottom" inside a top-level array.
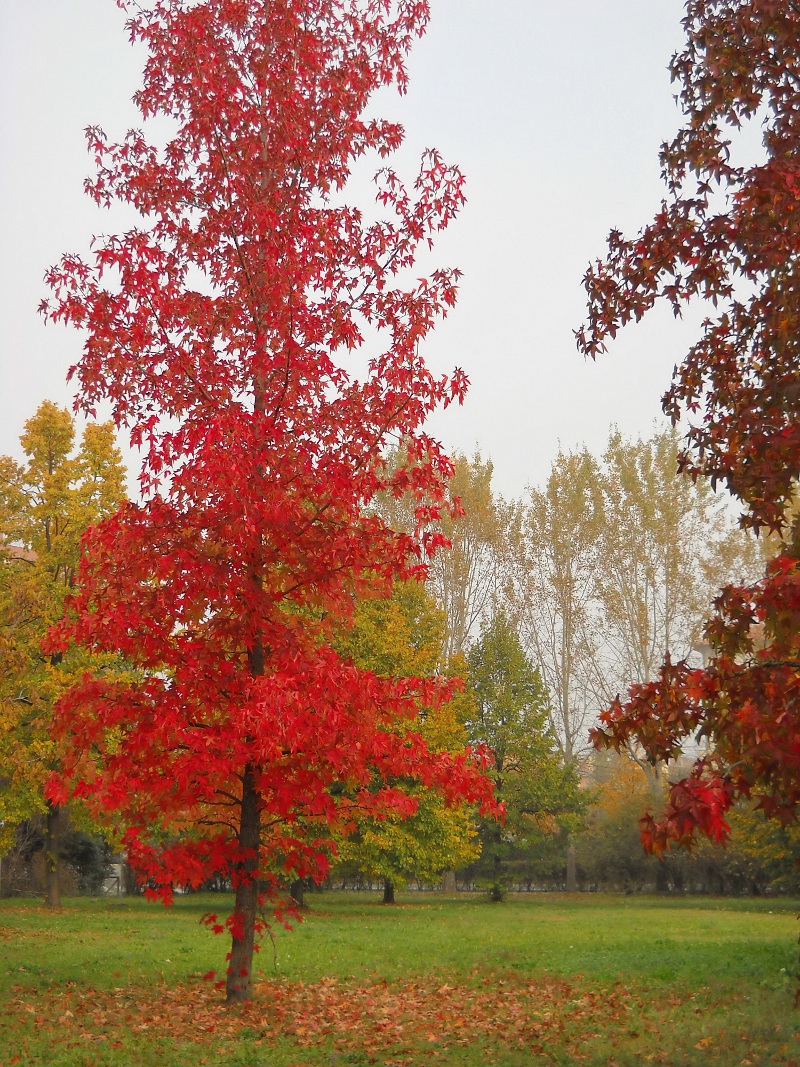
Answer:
[
  {"left": 440, "top": 869, "right": 457, "bottom": 893},
  {"left": 565, "top": 842, "right": 577, "bottom": 892},
  {"left": 655, "top": 860, "right": 669, "bottom": 893},
  {"left": 489, "top": 821, "right": 504, "bottom": 901},
  {"left": 290, "top": 878, "right": 306, "bottom": 908},
  {"left": 382, "top": 877, "right": 395, "bottom": 905},
  {"left": 226, "top": 764, "right": 261, "bottom": 1003},
  {"left": 44, "top": 801, "right": 62, "bottom": 909}
]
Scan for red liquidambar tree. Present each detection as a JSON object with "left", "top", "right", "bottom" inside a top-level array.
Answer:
[
  {"left": 578, "top": 1, "right": 800, "bottom": 855},
  {"left": 42, "top": 0, "right": 496, "bottom": 1002}
]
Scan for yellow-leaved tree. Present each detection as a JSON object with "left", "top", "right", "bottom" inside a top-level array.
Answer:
[
  {"left": 0, "top": 402, "right": 127, "bottom": 905},
  {"left": 334, "top": 581, "right": 479, "bottom": 902}
]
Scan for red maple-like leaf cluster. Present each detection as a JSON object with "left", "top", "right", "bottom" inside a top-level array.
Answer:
[
  {"left": 41, "top": 0, "right": 496, "bottom": 1000},
  {"left": 581, "top": 1, "right": 800, "bottom": 854}
]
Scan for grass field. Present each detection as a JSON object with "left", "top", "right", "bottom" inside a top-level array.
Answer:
[{"left": 1, "top": 891, "right": 798, "bottom": 1066}]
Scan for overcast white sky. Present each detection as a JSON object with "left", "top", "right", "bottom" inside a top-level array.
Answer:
[{"left": 1, "top": 0, "right": 698, "bottom": 500}]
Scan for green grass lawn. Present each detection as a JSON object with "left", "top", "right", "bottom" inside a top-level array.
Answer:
[{"left": 1, "top": 891, "right": 798, "bottom": 1066}]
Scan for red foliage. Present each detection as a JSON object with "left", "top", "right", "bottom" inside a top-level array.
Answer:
[
  {"left": 578, "top": 1, "right": 800, "bottom": 532},
  {"left": 580, "top": 2, "right": 800, "bottom": 853},
  {"left": 41, "top": 0, "right": 496, "bottom": 998}
]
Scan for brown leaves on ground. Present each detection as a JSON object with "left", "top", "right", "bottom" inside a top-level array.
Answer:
[
  {"left": 6, "top": 972, "right": 635, "bottom": 1063},
  {"left": 9, "top": 974, "right": 799, "bottom": 1066},
  {"left": 260, "top": 973, "right": 635, "bottom": 1059}
]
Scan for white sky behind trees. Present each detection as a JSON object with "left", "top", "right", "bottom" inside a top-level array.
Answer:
[{"left": 1, "top": 0, "right": 697, "bottom": 500}]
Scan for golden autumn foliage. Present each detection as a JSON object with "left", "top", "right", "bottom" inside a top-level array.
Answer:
[
  {"left": 334, "top": 581, "right": 480, "bottom": 889},
  {"left": 0, "top": 402, "right": 127, "bottom": 851}
]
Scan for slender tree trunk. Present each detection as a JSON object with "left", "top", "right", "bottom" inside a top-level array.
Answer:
[
  {"left": 565, "top": 841, "right": 577, "bottom": 893},
  {"left": 44, "top": 801, "right": 61, "bottom": 909},
  {"left": 488, "top": 806, "right": 504, "bottom": 902},
  {"left": 382, "top": 877, "right": 395, "bottom": 905},
  {"left": 226, "top": 763, "right": 261, "bottom": 1003},
  {"left": 655, "top": 860, "right": 669, "bottom": 893}
]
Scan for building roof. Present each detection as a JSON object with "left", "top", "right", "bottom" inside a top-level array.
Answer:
[{"left": 2, "top": 545, "right": 38, "bottom": 563}]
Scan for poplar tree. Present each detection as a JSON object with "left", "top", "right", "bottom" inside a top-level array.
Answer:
[{"left": 0, "top": 402, "right": 126, "bottom": 906}]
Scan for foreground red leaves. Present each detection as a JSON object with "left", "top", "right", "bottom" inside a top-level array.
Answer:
[
  {"left": 578, "top": 0, "right": 800, "bottom": 861},
  {"left": 7, "top": 973, "right": 637, "bottom": 1064}
]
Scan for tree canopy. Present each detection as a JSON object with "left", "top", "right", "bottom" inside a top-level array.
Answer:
[
  {"left": 0, "top": 402, "right": 126, "bottom": 904},
  {"left": 334, "top": 581, "right": 480, "bottom": 897},
  {"left": 578, "top": 0, "right": 800, "bottom": 853},
  {"left": 41, "top": 0, "right": 495, "bottom": 1000},
  {"left": 465, "top": 612, "right": 583, "bottom": 898}
]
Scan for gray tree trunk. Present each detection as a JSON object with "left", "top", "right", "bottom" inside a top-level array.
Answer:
[
  {"left": 226, "top": 764, "right": 261, "bottom": 1003},
  {"left": 565, "top": 841, "right": 577, "bottom": 892},
  {"left": 44, "top": 802, "right": 62, "bottom": 909},
  {"left": 441, "top": 869, "right": 456, "bottom": 892}
]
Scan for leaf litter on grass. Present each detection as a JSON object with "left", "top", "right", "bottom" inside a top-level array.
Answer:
[
  {"left": 7, "top": 973, "right": 648, "bottom": 1064},
  {"left": 6, "top": 973, "right": 800, "bottom": 1066}
]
